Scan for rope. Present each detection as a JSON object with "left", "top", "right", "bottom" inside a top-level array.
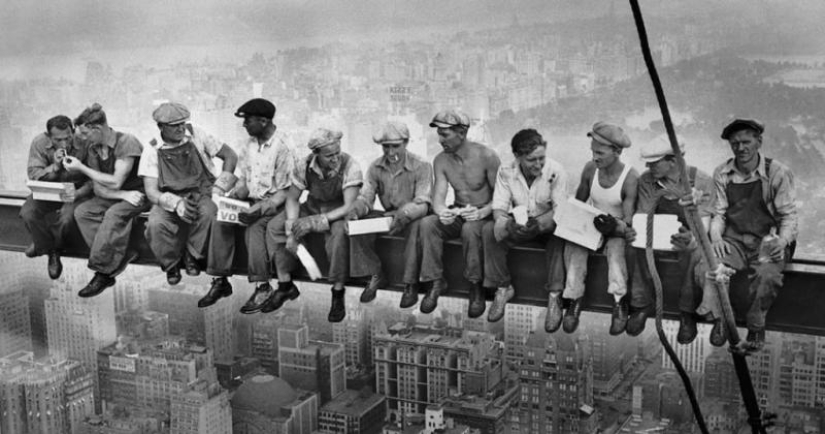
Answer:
[
  {"left": 628, "top": 1, "right": 768, "bottom": 432},
  {"left": 644, "top": 195, "right": 708, "bottom": 434}
]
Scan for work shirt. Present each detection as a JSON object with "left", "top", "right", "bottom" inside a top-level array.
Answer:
[
  {"left": 88, "top": 129, "right": 144, "bottom": 192},
  {"left": 292, "top": 153, "right": 363, "bottom": 192},
  {"left": 636, "top": 165, "right": 716, "bottom": 219},
  {"left": 138, "top": 124, "right": 223, "bottom": 179},
  {"left": 711, "top": 153, "right": 797, "bottom": 245},
  {"left": 491, "top": 158, "right": 568, "bottom": 217},
  {"left": 235, "top": 130, "right": 296, "bottom": 199},
  {"left": 26, "top": 133, "right": 89, "bottom": 186},
  {"left": 359, "top": 152, "right": 432, "bottom": 212}
]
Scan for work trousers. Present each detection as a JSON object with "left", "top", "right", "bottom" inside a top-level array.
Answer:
[
  {"left": 349, "top": 211, "right": 423, "bottom": 284},
  {"left": 563, "top": 237, "right": 628, "bottom": 300},
  {"left": 419, "top": 214, "right": 487, "bottom": 284},
  {"left": 20, "top": 196, "right": 85, "bottom": 255},
  {"left": 629, "top": 247, "right": 702, "bottom": 313},
  {"left": 74, "top": 196, "right": 150, "bottom": 275},
  {"left": 481, "top": 221, "right": 566, "bottom": 291},
  {"left": 696, "top": 234, "right": 786, "bottom": 331}
]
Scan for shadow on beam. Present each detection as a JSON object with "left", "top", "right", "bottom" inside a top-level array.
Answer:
[{"left": 2, "top": 191, "right": 825, "bottom": 336}]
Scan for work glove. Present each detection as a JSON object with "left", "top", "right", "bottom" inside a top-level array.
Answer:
[
  {"left": 388, "top": 210, "right": 412, "bottom": 236},
  {"left": 293, "top": 214, "right": 330, "bottom": 239},
  {"left": 593, "top": 214, "right": 618, "bottom": 235},
  {"left": 176, "top": 197, "right": 199, "bottom": 224},
  {"left": 671, "top": 226, "right": 697, "bottom": 251},
  {"left": 238, "top": 203, "right": 262, "bottom": 225}
]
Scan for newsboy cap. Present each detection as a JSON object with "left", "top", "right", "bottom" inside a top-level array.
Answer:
[
  {"left": 429, "top": 110, "right": 470, "bottom": 128},
  {"left": 152, "top": 102, "right": 190, "bottom": 125},
  {"left": 373, "top": 121, "right": 410, "bottom": 144},
  {"left": 640, "top": 135, "right": 685, "bottom": 163},
  {"left": 721, "top": 118, "right": 764, "bottom": 140},
  {"left": 587, "top": 122, "right": 631, "bottom": 149},
  {"left": 234, "top": 98, "right": 276, "bottom": 119},
  {"left": 307, "top": 128, "right": 343, "bottom": 151}
]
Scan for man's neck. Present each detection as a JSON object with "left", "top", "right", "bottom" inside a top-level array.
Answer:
[
  {"left": 736, "top": 154, "right": 760, "bottom": 175},
  {"left": 520, "top": 166, "right": 537, "bottom": 187},
  {"left": 255, "top": 124, "right": 277, "bottom": 145},
  {"left": 601, "top": 159, "right": 623, "bottom": 176},
  {"left": 450, "top": 140, "right": 471, "bottom": 161}
]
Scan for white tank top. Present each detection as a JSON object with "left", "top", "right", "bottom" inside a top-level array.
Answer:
[{"left": 589, "top": 164, "right": 630, "bottom": 218}]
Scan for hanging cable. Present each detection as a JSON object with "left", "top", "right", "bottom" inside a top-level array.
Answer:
[{"left": 627, "top": 1, "right": 769, "bottom": 433}]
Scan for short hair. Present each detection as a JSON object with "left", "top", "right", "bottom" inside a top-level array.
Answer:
[
  {"left": 75, "top": 103, "right": 107, "bottom": 127},
  {"left": 511, "top": 129, "right": 547, "bottom": 157},
  {"left": 46, "top": 115, "right": 73, "bottom": 134}
]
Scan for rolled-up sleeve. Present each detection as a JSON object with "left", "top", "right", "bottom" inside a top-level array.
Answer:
[
  {"left": 291, "top": 160, "right": 308, "bottom": 191},
  {"left": 272, "top": 142, "right": 295, "bottom": 191},
  {"left": 771, "top": 166, "right": 798, "bottom": 244},
  {"left": 491, "top": 168, "right": 512, "bottom": 213},
  {"left": 342, "top": 159, "right": 363, "bottom": 190},
  {"left": 27, "top": 135, "right": 58, "bottom": 181},
  {"left": 358, "top": 165, "right": 378, "bottom": 208},
  {"left": 412, "top": 161, "right": 433, "bottom": 204},
  {"left": 137, "top": 145, "right": 159, "bottom": 178},
  {"left": 693, "top": 170, "right": 717, "bottom": 219}
]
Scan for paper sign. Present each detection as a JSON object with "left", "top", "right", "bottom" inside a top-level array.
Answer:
[
  {"left": 216, "top": 196, "right": 250, "bottom": 225},
  {"left": 553, "top": 197, "right": 604, "bottom": 251},
  {"left": 296, "top": 244, "right": 322, "bottom": 280},
  {"left": 27, "top": 180, "right": 76, "bottom": 203},
  {"left": 347, "top": 217, "right": 393, "bottom": 236},
  {"left": 631, "top": 214, "right": 682, "bottom": 251}
]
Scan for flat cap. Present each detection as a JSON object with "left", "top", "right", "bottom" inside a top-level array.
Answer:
[
  {"left": 234, "top": 98, "right": 276, "bottom": 119},
  {"left": 721, "top": 118, "right": 764, "bottom": 140},
  {"left": 429, "top": 110, "right": 470, "bottom": 128},
  {"left": 152, "top": 102, "right": 190, "bottom": 125},
  {"left": 587, "top": 122, "right": 631, "bottom": 148},
  {"left": 640, "top": 135, "right": 685, "bottom": 163},
  {"left": 373, "top": 121, "right": 410, "bottom": 144},
  {"left": 307, "top": 128, "right": 343, "bottom": 151}
]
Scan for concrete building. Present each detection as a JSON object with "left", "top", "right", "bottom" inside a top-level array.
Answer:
[
  {"left": 230, "top": 373, "right": 319, "bottom": 434},
  {"left": 317, "top": 388, "right": 386, "bottom": 434},
  {"left": 170, "top": 379, "right": 232, "bottom": 434},
  {"left": 278, "top": 323, "right": 346, "bottom": 404}
]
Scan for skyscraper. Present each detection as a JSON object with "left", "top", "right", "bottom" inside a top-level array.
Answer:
[
  {"left": 278, "top": 323, "right": 346, "bottom": 404},
  {"left": 0, "top": 286, "right": 32, "bottom": 358},
  {"left": 503, "top": 304, "right": 542, "bottom": 364},
  {"left": 170, "top": 379, "right": 232, "bottom": 434}
]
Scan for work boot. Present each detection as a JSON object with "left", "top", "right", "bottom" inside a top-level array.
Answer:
[
  {"left": 487, "top": 286, "right": 513, "bottom": 323},
  {"left": 563, "top": 298, "right": 583, "bottom": 333},
  {"left": 609, "top": 297, "right": 629, "bottom": 336},
  {"left": 166, "top": 266, "right": 182, "bottom": 286},
  {"left": 625, "top": 309, "right": 649, "bottom": 336},
  {"left": 709, "top": 319, "right": 726, "bottom": 347},
  {"left": 399, "top": 283, "right": 419, "bottom": 309},
  {"left": 260, "top": 281, "right": 300, "bottom": 313},
  {"left": 360, "top": 274, "right": 386, "bottom": 303},
  {"left": 467, "top": 283, "right": 487, "bottom": 319},
  {"left": 328, "top": 288, "right": 346, "bottom": 323},
  {"left": 78, "top": 272, "right": 116, "bottom": 298},
  {"left": 25, "top": 243, "right": 37, "bottom": 258},
  {"left": 677, "top": 312, "right": 698, "bottom": 344},
  {"left": 48, "top": 251, "right": 63, "bottom": 280},
  {"left": 183, "top": 252, "right": 201, "bottom": 276},
  {"left": 198, "top": 277, "right": 233, "bottom": 308},
  {"left": 742, "top": 329, "right": 766, "bottom": 352},
  {"left": 544, "top": 292, "right": 563, "bottom": 333},
  {"left": 420, "top": 279, "right": 445, "bottom": 314},
  {"left": 240, "top": 282, "right": 275, "bottom": 314}
]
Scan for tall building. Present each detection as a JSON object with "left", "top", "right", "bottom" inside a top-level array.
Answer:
[
  {"left": 96, "top": 336, "right": 215, "bottom": 414},
  {"left": 515, "top": 331, "right": 597, "bottom": 434},
  {"left": 0, "top": 252, "right": 47, "bottom": 357},
  {"left": 317, "top": 388, "right": 386, "bottom": 434},
  {"left": 45, "top": 271, "right": 117, "bottom": 411},
  {"left": 170, "top": 379, "right": 232, "bottom": 434},
  {"left": 438, "top": 382, "right": 520, "bottom": 434},
  {"left": 503, "top": 304, "right": 542, "bottom": 364},
  {"left": 373, "top": 323, "right": 505, "bottom": 420},
  {"left": 661, "top": 320, "right": 710, "bottom": 373},
  {"left": 578, "top": 313, "right": 636, "bottom": 397},
  {"left": 0, "top": 351, "right": 95, "bottom": 434},
  {"left": 332, "top": 306, "right": 372, "bottom": 370},
  {"left": 249, "top": 306, "right": 304, "bottom": 373},
  {"left": 115, "top": 310, "right": 170, "bottom": 340},
  {"left": 230, "top": 373, "right": 319, "bottom": 434},
  {"left": 704, "top": 347, "right": 739, "bottom": 402},
  {"left": 147, "top": 284, "right": 235, "bottom": 364},
  {"left": 278, "top": 323, "right": 346, "bottom": 404},
  {"left": 0, "top": 286, "right": 32, "bottom": 358},
  {"left": 778, "top": 334, "right": 817, "bottom": 407}
]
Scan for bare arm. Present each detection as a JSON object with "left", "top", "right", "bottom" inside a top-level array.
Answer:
[
  {"left": 215, "top": 144, "right": 238, "bottom": 174},
  {"left": 575, "top": 162, "right": 595, "bottom": 202},
  {"left": 324, "top": 186, "right": 360, "bottom": 223},
  {"left": 93, "top": 182, "right": 124, "bottom": 200},
  {"left": 144, "top": 177, "right": 162, "bottom": 205},
  {"left": 477, "top": 150, "right": 501, "bottom": 219},
  {"left": 620, "top": 169, "right": 639, "bottom": 226},
  {"left": 69, "top": 156, "right": 136, "bottom": 190},
  {"left": 431, "top": 155, "right": 450, "bottom": 215}
]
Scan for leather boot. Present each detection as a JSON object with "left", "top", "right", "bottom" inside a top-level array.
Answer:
[
  {"left": 545, "top": 293, "right": 563, "bottom": 333},
  {"left": 420, "top": 279, "right": 445, "bottom": 314},
  {"left": 609, "top": 297, "right": 629, "bottom": 336},
  {"left": 399, "top": 283, "right": 419, "bottom": 309},
  {"left": 467, "top": 283, "right": 487, "bottom": 319},
  {"left": 198, "top": 277, "right": 233, "bottom": 308},
  {"left": 563, "top": 298, "right": 583, "bottom": 333}
]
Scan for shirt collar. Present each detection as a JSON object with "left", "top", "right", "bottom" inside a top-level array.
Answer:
[
  {"left": 654, "top": 169, "right": 682, "bottom": 190},
  {"left": 375, "top": 152, "right": 416, "bottom": 172},
  {"left": 309, "top": 155, "right": 340, "bottom": 178},
  {"left": 721, "top": 153, "right": 766, "bottom": 179}
]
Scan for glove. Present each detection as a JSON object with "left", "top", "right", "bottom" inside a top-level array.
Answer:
[
  {"left": 671, "top": 226, "right": 697, "bottom": 251},
  {"left": 388, "top": 211, "right": 412, "bottom": 236},
  {"left": 593, "top": 214, "right": 618, "bottom": 235},
  {"left": 176, "top": 197, "right": 199, "bottom": 224},
  {"left": 293, "top": 214, "right": 330, "bottom": 239},
  {"left": 238, "top": 203, "right": 262, "bottom": 225}
]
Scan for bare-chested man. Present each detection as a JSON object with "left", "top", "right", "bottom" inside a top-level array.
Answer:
[{"left": 417, "top": 110, "right": 500, "bottom": 317}]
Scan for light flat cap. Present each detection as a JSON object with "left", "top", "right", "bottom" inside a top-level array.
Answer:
[
  {"left": 640, "top": 135, "right": 685, "bottom": 163},
  {"left": 587, "top": 122, "right": 631, "bottom": 148},
  {"left": 152, "top": 102, "right": 190, "bottom": 125},
  {"left": 373, "top": 121, "right": 410, "bottom": 144},
  {"left": 308, "top": 128, "right": 343, "bottom": 151}
]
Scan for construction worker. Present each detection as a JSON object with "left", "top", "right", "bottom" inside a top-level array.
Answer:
[
  {"left": 348, "top": 121, "right": 432, "bottom": 306},
  {"left": 698, "top": 119, "right": 797, "bottom": 351},
  {"left": 139, "top": 102, "right": 238, "bottom": 307},
  {"left": 625, "top": 136, "right": 716, "bottom": 344},
  {"left": 418, "top": 110, "right": 500, "bottom": 317},
  {"left": 64, "top": 104, "right": 150, "bottom": 297},
  {"left": 270, "top": 128, "right": 363, "bottom": 322},
  {"left": 21, "top": 115, "right": 92, "bottom": 279},
  {"left": 227, "top": 98, "right": 297, "bottom": 314},
  {"left": 560, "top": 122, "right": 638, "bottom": 335},
  {"left": 482, "top": 129, "right": 567, "bottom": 324}
]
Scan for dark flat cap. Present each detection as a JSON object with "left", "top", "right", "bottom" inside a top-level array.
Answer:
[
  {"left": 429, "top": 110, "right": 470, "bottom": 128},
  {"left": 721, "top": 118, "right": 764, "bottom": 140},
  {"left": 235, "top": 98, "right": 276, "bottom": 119}
]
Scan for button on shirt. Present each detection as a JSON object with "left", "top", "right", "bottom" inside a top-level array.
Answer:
[
  {"left": 636, "top": 166, "right": 716, "bottom": 218},
  {"left": 359, "top": 152, "right": 432, "bottom": 212},
  {"left": 292, "top": 154, "right": 363, "bottom": 191},
  {"left": 712, "top": 154, "right": 797, "bottom": 245},
  {"left": 492, "top": 158, "right": 568, "bottom": 216},
  {"left": 235, "top": 130, "right": 296, "bottom": 199},
  {"left": 27, "top": 133, "right": 89, "bottom": 186},
  {"left": 138, "top": 124, "right": 223, "bottom": 179}
]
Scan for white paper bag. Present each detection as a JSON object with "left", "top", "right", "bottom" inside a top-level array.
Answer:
[
  {"left": 347, "top": 217, "right": 393, "bottom": 235},
  {"left": 631, "top": 214, "right": 682, "bottom": 251},
  {"left": 553, "top": 197, "right": 604, "bottom": 251},
  {"left": 296, "top": 244, "right": 322, "bottom": 280},
  {"left": 27, "top": 180, "right": 76, "bottom": 203}
]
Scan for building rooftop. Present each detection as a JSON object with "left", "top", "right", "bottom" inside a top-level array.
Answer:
[
  {"left": 320, "top": 389, "right": 384, "bottom": 416},
  {"left": 231, "top": 374, "right": 299, "bottom": 418}
]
